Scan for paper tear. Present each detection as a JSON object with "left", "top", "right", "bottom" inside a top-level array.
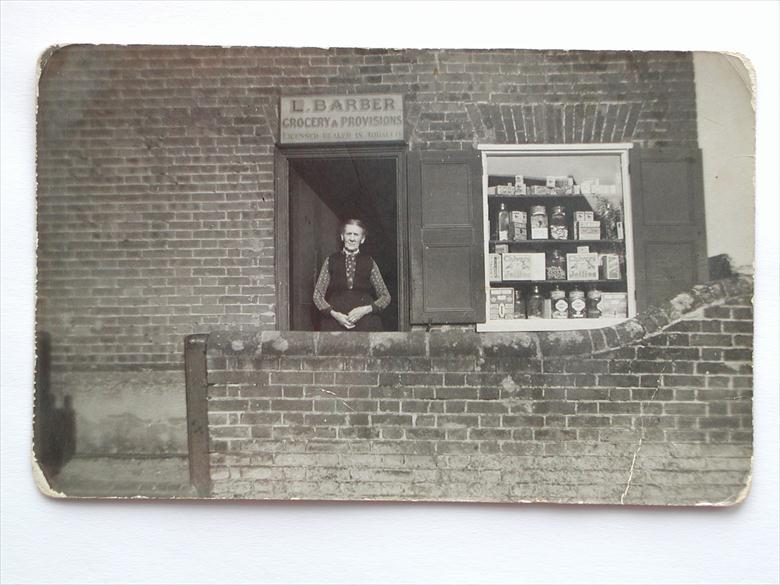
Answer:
[
  {"left": 32, "top": 455, "right": 67, "bottom": 499},
  {"left": 620, "top": 387, "right": 659, "bottom": 504},
  {"left": 620, "top": 436, "right": 643, "bottom": 505}
]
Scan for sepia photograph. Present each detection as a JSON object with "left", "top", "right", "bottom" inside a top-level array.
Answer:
[
  {"left": 3, "top": 2, "right": 779, "bottom": 584},
  {"left": 32, "top": 44, "right": 757, "bottom": 505}
]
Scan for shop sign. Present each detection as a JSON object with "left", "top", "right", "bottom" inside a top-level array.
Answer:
[{"left": 280, "top": 94, "right": 404, "bottom": 144}]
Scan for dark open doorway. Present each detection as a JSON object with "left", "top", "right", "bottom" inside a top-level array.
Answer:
[{"left": 276, "top": 146, "right": 407, "bottom": 332}]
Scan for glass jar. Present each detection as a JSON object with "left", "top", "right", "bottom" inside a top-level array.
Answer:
[
  {"left": 550, "top": 206, "right": 568, "bottom": 240},
  {"left": 496, "top": 203, "right": 510, "bottom": 241},
  {"left": 526, "top": 285, "right": 544, "bottom": 319},
  {"left": 551, "top": 287, "right": 568, "bottom": 319},
  {"left": 513, "top": 289, "right": 526, "bottom": 319},
  {"left": 586, "top": 287, "right": 602, "bottom": 319},
  {"left": 546, "top": 249, "right": 567, "bottom": 281},
  {"left": 530, "top": 205, "right": 548, "bottom": 240},
  {"left": 568, "top": 287, "right": 586, "bottom": 319}
]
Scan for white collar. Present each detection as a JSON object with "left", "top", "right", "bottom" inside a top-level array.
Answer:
[{"left": 342, "top": 248, "right": 359, "bottom": 257}]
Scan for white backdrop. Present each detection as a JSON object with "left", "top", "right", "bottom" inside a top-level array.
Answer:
[{"left": 2, "top": 2, "right": 778, "bottom": 583}]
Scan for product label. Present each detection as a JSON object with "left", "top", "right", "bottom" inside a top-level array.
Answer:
[
  {"left": 552, "top": 299, "right": 569, "bottom": 318},
  {"left": 570, "top": 298, "right": 586, "bottom": 317},
  {"left": 511, "top": 225, "right": 527, "bottom": 241}
]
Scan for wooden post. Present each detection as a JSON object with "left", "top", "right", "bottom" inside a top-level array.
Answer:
[{"left": 184, "top": 333, "right": 211, "bottom": 497}]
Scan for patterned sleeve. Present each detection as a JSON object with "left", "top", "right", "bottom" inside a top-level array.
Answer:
[
  {"left": 369, "top": 260, "right": 391, "bottom": 313},
  {"left": 312, "top": 257, "right": 332, "bottom": 315}
]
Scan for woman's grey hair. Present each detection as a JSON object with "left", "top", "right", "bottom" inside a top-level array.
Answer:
[{"left": 341, "top": 218, "right": 367, "bottom": 236}]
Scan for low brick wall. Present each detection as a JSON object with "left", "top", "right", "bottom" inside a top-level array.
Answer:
[{"left": 200, "top": 277, "right": 753, "bottom": 505}]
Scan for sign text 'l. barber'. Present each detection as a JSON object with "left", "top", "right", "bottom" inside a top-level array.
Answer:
[{"left": 280, "top": 94, "right": 404, "bottom": 144}]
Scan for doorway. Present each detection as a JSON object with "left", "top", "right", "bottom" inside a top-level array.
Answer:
[{"left": 275, "top": 146, "right": 407, "bottom": 332}]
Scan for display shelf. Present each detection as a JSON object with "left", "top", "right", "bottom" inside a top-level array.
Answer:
[
  {"left": 479, "top": 144, "right": 637, "bottom": 332},
  {"left": 477, "top": 317, "right": 627, "bottom": 332},
  {"left": 489, "top": 279, "right": 624, "bottom": 285},
  {"left": 487, "top": 193, "right": 617, "bottom": 199},
  {"left": 489, "top": 239, "right": 623, "bottom": 245}
]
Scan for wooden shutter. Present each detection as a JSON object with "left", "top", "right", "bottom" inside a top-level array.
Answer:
[
  {"left": 407, "top": 149, "right": 484, "bottom": 324},
  {"left": 629, "top": 146, "right": 709, "bottom": 311}
]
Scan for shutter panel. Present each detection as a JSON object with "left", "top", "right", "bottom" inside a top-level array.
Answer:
[
  {"left": 629, "top": 146, "right": 709, "bottom": 311},
  {"left": 408, "top": 149, "right": 485, "bottom": 324}
]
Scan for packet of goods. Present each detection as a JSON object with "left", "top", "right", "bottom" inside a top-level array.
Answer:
[
  {"left": 597, "top": 292, "right": 628, "bottom": 318},
  {"left": 600, "top": 253, "right": 621, "bottom": 280},
  {"left": 489, "top": 287, "right": 515, "bottom": 320},
  {"left": 566, "top": 252, "right": 600, "bottom": 281},
  {"left": 488, "top": 253, "right": 502, "bottom": 281},
  {"left": 574, "top": 211, "right": 595, "bottom": 223},
  {"left": 502, "top": 253, "right": 546, "bottom": 281},
  {"left": 576, "top": 220, "right": 602, "bottom": 240},
  {"left": 510, "top": 211, "right": 527, "bottom": 241}
]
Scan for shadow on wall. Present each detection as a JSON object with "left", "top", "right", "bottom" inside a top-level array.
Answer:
[{"left": 33, "top": 331, "right": 76, "bottom": 481}]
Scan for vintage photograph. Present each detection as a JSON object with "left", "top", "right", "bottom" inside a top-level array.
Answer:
[{"left": 33, "top": 46, "right": 755, "bottom": 504}]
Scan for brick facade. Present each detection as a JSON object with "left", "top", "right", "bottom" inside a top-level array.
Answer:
[
  {"left": 37, "top": 46, "right": 698, "bottom": 371},
  {"left": 202, "top": 277, "right": 752, "bottom": 504}
]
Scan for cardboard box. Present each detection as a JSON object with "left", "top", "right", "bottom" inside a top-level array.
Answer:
[
  {"left": 510, "top": 211, "right": 527, "bottom": 241},
  {"left": 489, "top": 287, "right": 515, "bottom": 320},
  {"left": 566, "top": 252, "right": 600, "bottom": 281},
  {"left": 494, "top": 244, "right": 509, "bottom": 254},
  {"left": 496, "top": 184, "right": 513, "bottom": 195},
  {"left": 600, "top": 253, "right": 621, "bottom": 280},
  {"left": 598, "top": 292, "right": 628, "bottom": 318},
  {"left": 574, "top": 211, "right": 594, "bottom": 223},
  {"left": 487, "top": 186, "right": 497, "bottom": 196},
  {"left": 502, "top": 253, "right": 546, "bottom": 281},
  {"left": 488, "top": 253, "right": 502, "bottom": 281},
  {"left": 576, "top": 220, "right": 602, "bottom": 240}
]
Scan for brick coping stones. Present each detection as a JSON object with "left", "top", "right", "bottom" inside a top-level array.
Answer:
[{"left": 204, "top": 276, "right": 753, "bottom": 360}]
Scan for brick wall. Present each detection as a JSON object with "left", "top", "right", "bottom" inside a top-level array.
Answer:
[
  {"left": 203, "top": 277, "right": 752, "bottom": 504},
  {"left": 37, "top": 46, "right": 698, "bottom": 371}
]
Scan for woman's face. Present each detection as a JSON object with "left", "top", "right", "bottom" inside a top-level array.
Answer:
[{"left": 341, "top": 224, "right": 365, "bottom": 252}]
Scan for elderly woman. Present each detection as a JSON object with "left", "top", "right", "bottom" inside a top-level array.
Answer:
[{"left": 312, "top": 219, "right": 391, "bottom": 331}]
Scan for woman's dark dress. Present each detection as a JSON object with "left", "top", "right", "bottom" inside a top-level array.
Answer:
[{"left": 317, "top": 251, "right": 386, "bottom": 332}]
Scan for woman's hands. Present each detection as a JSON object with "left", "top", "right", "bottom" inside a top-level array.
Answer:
[
  {"left": 330, "top": 305, "right": 372, "bottom": 329},
  {"left": 330, "top": 310, "right": 355, "bottom": 329},
  {"left": 346, "top": 305, "right": 372, "bottom": 324}
]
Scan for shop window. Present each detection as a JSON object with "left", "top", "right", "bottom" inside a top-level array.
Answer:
[{"left": 275, "top": 144, "right": 707, "bottom": 332}]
